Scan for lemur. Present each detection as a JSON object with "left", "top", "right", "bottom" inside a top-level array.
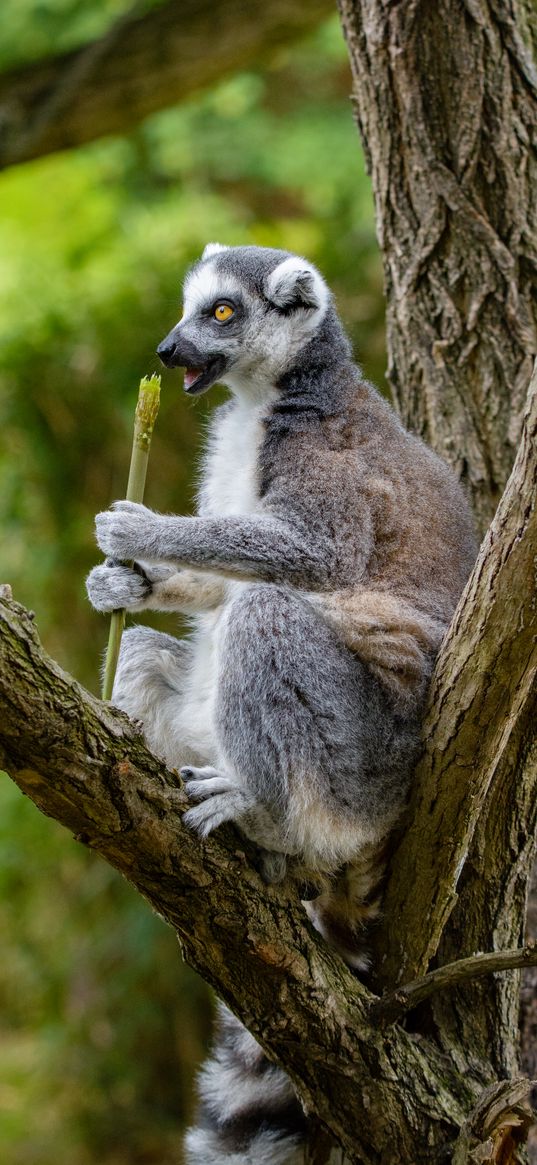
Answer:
[{"left": 87, "top": 244, "right": 477, "bottom": 1165}]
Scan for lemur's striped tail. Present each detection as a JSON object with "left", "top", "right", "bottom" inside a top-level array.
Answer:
[{"left": 184, "top": 1003, "right": 306, "bottom": 1164}]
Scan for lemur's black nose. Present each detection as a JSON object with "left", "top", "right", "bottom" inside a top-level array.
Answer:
[{"left": 157, "top": 339, "right": 178, "bottom": 368}]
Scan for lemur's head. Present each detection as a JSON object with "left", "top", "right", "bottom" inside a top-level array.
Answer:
[{"left": 157, "top": 244, "right": 331, "bottom": 396}]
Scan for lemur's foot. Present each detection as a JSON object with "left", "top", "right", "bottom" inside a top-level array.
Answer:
[
  {"left": 181, "top": 766, "right": 288, "bottom": 882},
  {"left": 181, "top": 767, "right": 297, "bottom": 864},
  {"left": 181, "top": 766, "right": 256, "bottom": 838}
]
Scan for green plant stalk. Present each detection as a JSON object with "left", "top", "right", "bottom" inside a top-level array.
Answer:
[{"left": 101, "top": 374, "right": 161, "bottom": 701}]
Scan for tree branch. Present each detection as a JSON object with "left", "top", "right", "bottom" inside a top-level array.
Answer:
[
  {"left": 371, "top": 943, "right": 537, "bottom": 1028},
  {"left": 0, "top": 596, "right": 485, "bottom": 1163},
  {"left": 373, "top": 361, "right": 537, "bottom": 994},
  {"left": 0, "top": 0, "right": 332, "bottom": 170}
]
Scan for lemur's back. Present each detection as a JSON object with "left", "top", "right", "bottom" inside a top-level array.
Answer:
[{"left": 259, "top": 364, "right": 475, "bottom": 613}]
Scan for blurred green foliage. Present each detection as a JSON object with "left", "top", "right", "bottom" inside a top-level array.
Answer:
[
  {"left": 0, "top": 6, "right": 385, "bottom": 1162},
  {"left": 0, "top": 0, "right": 136, "bottom": 70}
]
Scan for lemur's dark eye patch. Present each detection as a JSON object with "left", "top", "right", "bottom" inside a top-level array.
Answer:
[{"left": 213, "top": 303, "right": 234, "bottom": 322}]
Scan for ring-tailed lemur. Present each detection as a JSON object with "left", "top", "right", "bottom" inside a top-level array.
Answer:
[{"left": 86, "top": 244, "right": 477, "bottom": 1164}]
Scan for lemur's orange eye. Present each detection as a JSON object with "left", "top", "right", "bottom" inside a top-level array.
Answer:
[{"left": 214, "top": 303, "right": 234, "bottom": 322}]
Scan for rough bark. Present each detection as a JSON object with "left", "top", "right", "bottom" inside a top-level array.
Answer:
[
  {"left": 0, "top": 0, "right": 331, "bottom": 170},
  {"left": 337, "top": 0, "right": 537, "bottom": 535},
  {"left": 374, "top": 362, "right": 537, "bottom": 998},
  {"left": 522, "top": 866, "right": 537, "bottom": 1160}
]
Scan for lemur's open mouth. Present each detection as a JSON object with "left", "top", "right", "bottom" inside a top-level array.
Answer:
[{"left": 183, "top": 355, "right": 227, "bottom": 396}]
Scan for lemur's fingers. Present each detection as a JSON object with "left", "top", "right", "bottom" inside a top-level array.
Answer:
[
  {"left": 184, "top": 778, "right": 237, "bottom": 802},
  {"left": 182, "top": 770, "right": 237, "bottom": 802},
  {"left": 85, "top": 562, "right": 151, "bottom": 612},
  {"left": 95, "top": 501, "right": 163, "bottom": 560},
  {"left": 136, "top": 561, "right": 176, "bottom": 584},
  {"left": 181, "top": 765, "right": 221, "bottom": 783},
  {"left": 183, "top": 800, "right": 234, "bottom": 837},
  {"left": 183, "top": 787, "right": 253, "bottom": 838}
]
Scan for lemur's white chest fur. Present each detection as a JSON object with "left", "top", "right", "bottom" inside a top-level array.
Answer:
[
  {"left": 198, "top": 396, "right": 273, "bottom": 517},
  {"left": 178, "top": 395, "right": 274, "bottom": 765}
]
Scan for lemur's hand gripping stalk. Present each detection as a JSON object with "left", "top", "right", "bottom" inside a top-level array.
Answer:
[{"left": 101, "top": 374, "right": 161, "bottom": 701}]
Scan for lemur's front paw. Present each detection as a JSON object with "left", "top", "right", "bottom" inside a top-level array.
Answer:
[
  {"left": 86, "top": 560, "right": 151, "bottom": 612},
  {"left": 95, "top": 500, "right": 165, "bottom": 561},
  {"left": 181, "top": 766, "right": 255, "bottom": 839}
]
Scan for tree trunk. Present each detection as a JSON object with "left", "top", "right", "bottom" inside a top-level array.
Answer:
[
  {"left": 337, "top": 0, "right": 537, "bottom": 534},
  {"left": 522, "top": 865, "right": 537, "bottom": 1161},
  {"left": 335, "top": 0, "right": 537, "bottom": 1158}
]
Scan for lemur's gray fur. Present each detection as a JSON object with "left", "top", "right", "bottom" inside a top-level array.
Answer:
[{"left": 87, "top": 244, "right": 477, "bottom": 1164}]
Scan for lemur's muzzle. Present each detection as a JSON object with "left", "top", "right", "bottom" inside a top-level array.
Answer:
[{"left": 157, "top": 328, "right": 227, "bottom": 395}]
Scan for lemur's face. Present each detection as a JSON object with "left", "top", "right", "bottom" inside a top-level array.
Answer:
[{"left": 157, "top": 244, "right": 330, "bottom": 397}]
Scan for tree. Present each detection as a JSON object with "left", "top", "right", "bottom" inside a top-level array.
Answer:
[{"left": 1, "top": 1, "right": 536, "bottom": 1162}]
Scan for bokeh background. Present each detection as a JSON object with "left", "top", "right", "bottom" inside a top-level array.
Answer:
[{"left": 0, "top": 3, "right": 386, "bottom": 1161}]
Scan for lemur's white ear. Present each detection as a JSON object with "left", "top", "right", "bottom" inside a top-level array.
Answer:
[
  {"left": 201, "top": 242, "right": 228, "bottom": 261},
  {"left": 265, "top": 257, "right": 329, "bottom": 313}
]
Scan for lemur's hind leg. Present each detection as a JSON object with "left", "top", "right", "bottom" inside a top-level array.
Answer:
[
  {"left": 187, "top": 584, "right": 418, "bottom": 871},
  {"left": 185, "top": 1003, "right": 306, "bottom": 1165},
  {"left": 112, "top": 626, "right": 202, "bottom": 769}
]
